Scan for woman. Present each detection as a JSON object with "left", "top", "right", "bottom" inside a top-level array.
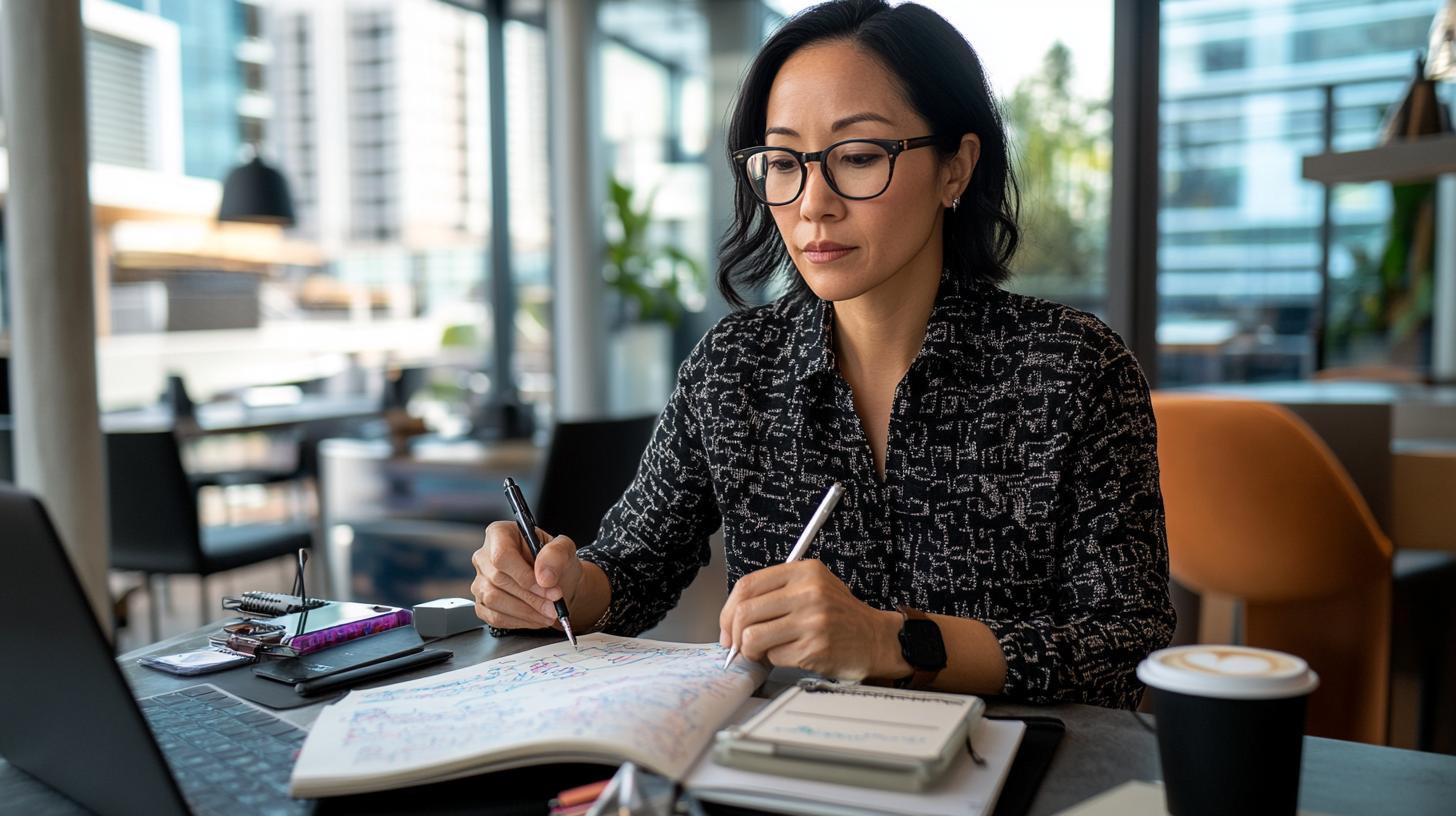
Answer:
[{"left": 472, "top": 0, "right": 1174, "bottom": 709}]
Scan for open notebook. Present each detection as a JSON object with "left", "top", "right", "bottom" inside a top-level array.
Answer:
[{"left": 289, "top": 634, "right": 768, "bottom": 798}]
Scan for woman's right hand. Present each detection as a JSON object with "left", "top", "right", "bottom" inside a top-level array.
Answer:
[{"left": 471, "top": 520, "right": 585, "bottom": 630}]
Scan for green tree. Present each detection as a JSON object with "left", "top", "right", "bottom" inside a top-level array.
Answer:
[{"left": 1003, "top": 42, "right": 1110, "bottom": 310}]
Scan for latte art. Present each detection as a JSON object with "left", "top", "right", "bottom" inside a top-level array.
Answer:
[
  {"left": 1159, "top": 647, "right": 1301, "bottom": 677},
  {"left": 1139, "top": 645, "right": 1319, "bottom": 700}
]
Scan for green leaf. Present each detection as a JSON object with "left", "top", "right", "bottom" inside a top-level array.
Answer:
[{"left": 602, "top": 172, "right": 703, "bottom": 325}]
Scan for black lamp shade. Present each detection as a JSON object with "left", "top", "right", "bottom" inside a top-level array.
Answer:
[{"left": 218, "top": 156, "right": 296, "bottom": 225}]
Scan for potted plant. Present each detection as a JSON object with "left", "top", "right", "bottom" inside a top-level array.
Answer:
[{"left": 603, "top": 174, "right": 704, "bottom": 414}]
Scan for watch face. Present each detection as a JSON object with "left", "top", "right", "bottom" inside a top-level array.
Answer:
[{"left": 899, "top": 618, "right": 948, "bottom": 671}]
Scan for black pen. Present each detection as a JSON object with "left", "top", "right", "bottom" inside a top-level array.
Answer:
[{"left": 503, "top": 478, "right": 578, "bottom": 648}]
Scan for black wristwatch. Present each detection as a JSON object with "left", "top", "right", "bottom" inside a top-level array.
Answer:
[{"left": 894, "top": 606, "right": 947, "bottom": 689}]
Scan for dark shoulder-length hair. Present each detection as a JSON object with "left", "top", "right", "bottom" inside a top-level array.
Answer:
[{"left": 718, "top": 0, "right": 1019, "bottom": 309}]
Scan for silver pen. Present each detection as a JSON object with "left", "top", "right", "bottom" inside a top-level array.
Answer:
[{"left": 723, "top": 482, "right": 844, "bottom": 670}]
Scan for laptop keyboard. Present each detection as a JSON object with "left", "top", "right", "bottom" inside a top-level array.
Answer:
[{"left": 138, "top": 684, "right": 312, "bottom": 816}]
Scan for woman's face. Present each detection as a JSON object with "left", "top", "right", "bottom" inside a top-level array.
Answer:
[{"left": 763, "top": 41, "right": 977, "bottom": 303}]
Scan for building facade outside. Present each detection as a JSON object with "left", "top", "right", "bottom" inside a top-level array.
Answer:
[
  {"left": 265, "top": 0, "right": 565, "bottom": 417},
  {"left": 1159, "top": 0, "right": 1450, "bottom": 385}
]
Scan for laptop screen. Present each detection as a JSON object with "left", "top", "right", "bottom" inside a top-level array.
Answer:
[{"left": 0, "top": 485, "right": 189, "bottom": 816}]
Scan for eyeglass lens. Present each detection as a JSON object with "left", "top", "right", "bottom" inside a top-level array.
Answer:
[{"left": 744, "top": 142, "right": 894, "bottom": 205}]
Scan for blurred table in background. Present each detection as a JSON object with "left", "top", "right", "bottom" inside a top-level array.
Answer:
[
  {"left": 1181, "top": 381, "right": 1456, "bottom": 539},
  {"left": 102, "top": 393, "right": 380, "bottom": 434},
  {"left": 317, "top": 436, "right": 541, "bottom": 605},
  {"left": 1392, "top": 439, "right": 1456, "bottom": 554},
  {"left": 104, "top": 391, "right": 385, "bottom": 567}
]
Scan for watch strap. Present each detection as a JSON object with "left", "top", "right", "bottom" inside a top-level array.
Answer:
[{"left": 894, "top": 606, "right": 942, "bottom": 690}]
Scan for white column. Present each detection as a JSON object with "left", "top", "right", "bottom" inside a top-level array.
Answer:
[
  {"left": 0, "top": 0, "right": 112, "bottom": 628},
  {"left": 1433, "top": 174, "right": 1456, "bottom": 382},
  {"left": 547, "top": 0, "right": 607, "bottom": 421},
  {"left": 704, "top": 0, "right": 764, "bottom": 310}
]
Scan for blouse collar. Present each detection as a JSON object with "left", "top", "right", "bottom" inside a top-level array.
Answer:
[{"left": 789, "top": 267, "right": 985, "bottom": 382}]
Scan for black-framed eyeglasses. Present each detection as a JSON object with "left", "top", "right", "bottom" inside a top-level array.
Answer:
[{"left": 732, "top": 135, "right": 945, "bottom": 206}]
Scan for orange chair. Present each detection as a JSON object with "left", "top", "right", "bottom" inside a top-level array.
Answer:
[{"left": 1151, "top": 393, "right": 1392, "bottom": 745}]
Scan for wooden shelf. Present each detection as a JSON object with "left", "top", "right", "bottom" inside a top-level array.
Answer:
[{"left": 1302, "top": 134, "right": 1456, "bottom": 184}]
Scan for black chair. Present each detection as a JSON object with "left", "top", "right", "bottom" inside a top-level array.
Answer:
[
  {"left": 1391, "top": 549, "right": 1456, "bottom": 752},
  {"left": 0, "top": 415, "right": 12, "bottom": 484},
  {"left": 534, "top": 414, "right": 658, "bottom": 548},
  {"left": 0, "top": 355, "right": 10, "bottom": 414},
  {"left": 107, "top": 431, "right": 312, "bottom": 642},
  {"left": 1, "top": 356, "right": 11, "bottom": 482}
]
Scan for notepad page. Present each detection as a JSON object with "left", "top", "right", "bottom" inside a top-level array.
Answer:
[
  {"left": 290, "top": 634, "right": 766, "bottom": 797},
  {"left": 738, "top": 686, "right": 979, "bottom": 762}
]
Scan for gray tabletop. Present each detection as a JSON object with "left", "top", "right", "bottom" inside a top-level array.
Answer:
[{"left": 3, "top": 624, "right": 1454, "bottom": 816}]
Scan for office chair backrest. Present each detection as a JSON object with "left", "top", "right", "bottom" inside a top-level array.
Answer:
[
  {"left": 107, "top": 431, "right": 205, "bottom": 574},
  {"left": 534, "top": 414, "right": 658, "bottom": 548},
  {"left": 0, "top": 484, "right": 191, "bottom": 816},
  {"left": 1, "top": 356, "right": 12, "bottom": 482},
  {"left": 1152, "top": 393, "right": 1392, "bottom": 744},
  {"left": 0, "top": 416, "right": 12, "bottom": 483}
]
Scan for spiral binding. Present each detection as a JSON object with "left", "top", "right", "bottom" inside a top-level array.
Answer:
[{"left": 221, "top": 591, "right": 327, "bottom": 617}]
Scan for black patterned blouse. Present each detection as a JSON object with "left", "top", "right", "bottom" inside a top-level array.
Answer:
[{"left": 577, "top": 268, "right": 1175, "bottom": 709}]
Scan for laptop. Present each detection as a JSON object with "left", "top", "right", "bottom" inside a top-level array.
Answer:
[{"left": 0, "top": 484, "right": 314, "bottom": 816}]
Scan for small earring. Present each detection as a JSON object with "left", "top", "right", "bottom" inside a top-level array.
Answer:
[{"left": 951, "top": 196, "right": 960, "bottom": 213}]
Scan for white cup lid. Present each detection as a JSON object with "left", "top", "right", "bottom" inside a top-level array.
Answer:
[{"left": 1137, "top": 645, "right": 1320, "bottom": 700}]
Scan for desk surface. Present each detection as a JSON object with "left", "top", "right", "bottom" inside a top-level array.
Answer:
[{"left": 3, "top": 625, "right": 1454, "bottom": 816}]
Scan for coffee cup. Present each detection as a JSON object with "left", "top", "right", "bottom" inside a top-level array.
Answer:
[{"left": 1137, "top": 645, "right": 1319, "bottom": 816}]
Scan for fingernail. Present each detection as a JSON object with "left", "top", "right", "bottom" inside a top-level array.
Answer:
[
  {"left": 542, "top": 600, "right": 557, "bottom": 618},
  {"left": 529, "top": 583, "right": 547, "bottom": 597},
  {"left": 540, "top": 568, "right": 557, "bottom": 585}
]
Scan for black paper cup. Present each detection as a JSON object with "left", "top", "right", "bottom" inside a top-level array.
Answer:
[{"left": 1138, "top": 646, "right": 1319, "bottom": 816}]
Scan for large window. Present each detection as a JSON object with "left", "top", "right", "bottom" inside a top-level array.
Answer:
[
  {"left": 503, "top": 18, "right": 554, "bottom": 410},
  {"left": 31, "top": 0, "right": 561, "bottom": 440},
  {"left": 1158, "top": 0, "right": 1449, "bottom": 385},
  {"left": 599, "top": 1, "right": 712, "bottom": 414}
]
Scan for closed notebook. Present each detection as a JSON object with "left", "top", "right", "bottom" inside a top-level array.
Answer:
[
  {"left": 687, "top": 698, "right": 1025, "bottom": 816},
  {"left": 213, "top": 602, "right": 412, "bottom": 657},
  {"left": 252, "top": 625, "right": 425, "bottom": 685}
]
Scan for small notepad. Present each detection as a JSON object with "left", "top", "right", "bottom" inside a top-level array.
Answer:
[
  {"left": 688, "top": 698, "right": 1022, "bottom": 816},
  {"left": 713, "top": 680, "right": 985, "bottom": 791}
]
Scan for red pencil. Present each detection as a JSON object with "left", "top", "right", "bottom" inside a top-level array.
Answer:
[{"left": 550, "top": 778, "right": 611, "bottom": 810}]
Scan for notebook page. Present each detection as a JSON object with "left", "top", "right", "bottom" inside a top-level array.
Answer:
[{"left": 290, "top": 634, "right": 766, "bottom": 797}]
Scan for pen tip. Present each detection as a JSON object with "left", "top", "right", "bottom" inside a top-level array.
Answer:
[
  {"left": 561, "top": 617, "right": 578, "bottom": 649},
  {"left": 721, "top": 647, "right": 737, "bottom": 671}
]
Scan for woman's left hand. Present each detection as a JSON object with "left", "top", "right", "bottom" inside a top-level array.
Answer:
[{"left": 718, "top": 560, "right": 913, "bottom": 682}]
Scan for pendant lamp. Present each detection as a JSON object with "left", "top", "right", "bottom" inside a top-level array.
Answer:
[
  {"left": 1378, "top": 54, "right": 1450, "bottom": 145},
  {"left": 217, "top": 155, "right": 296, "bottom": 226}
]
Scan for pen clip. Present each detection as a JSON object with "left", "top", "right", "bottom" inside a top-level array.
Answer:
[{"left": 503, "top": 478, "right": 539, "bottom": 549}]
